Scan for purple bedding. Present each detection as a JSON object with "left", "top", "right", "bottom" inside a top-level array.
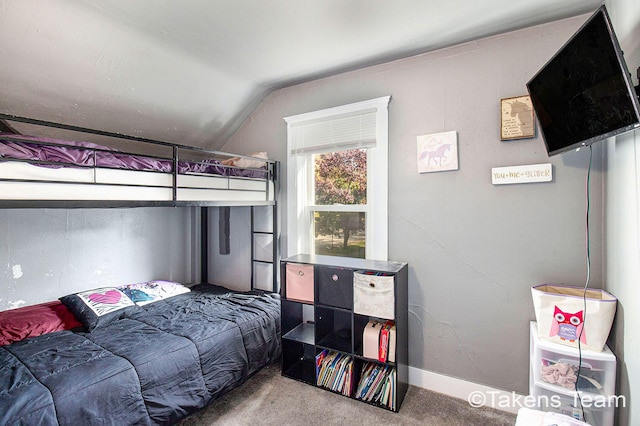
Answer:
[{"left": 0, "top": 133, "right": 267, "bottom": 179}]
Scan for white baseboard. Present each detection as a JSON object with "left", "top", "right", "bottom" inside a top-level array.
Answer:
[{"left": 409, "top": 366, "right": 524, "bottom": 414}]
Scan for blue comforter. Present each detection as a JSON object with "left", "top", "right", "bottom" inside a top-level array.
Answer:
[{"left": 0, "top": 284, "right": 281, "bottom": 425}]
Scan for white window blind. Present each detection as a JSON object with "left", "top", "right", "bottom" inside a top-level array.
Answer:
[
  {"left": 288, "top": 109, "right": 377, "bottom": 155},
  {"left": 285, "top": 96, "right": 391, "bottom": 261}
]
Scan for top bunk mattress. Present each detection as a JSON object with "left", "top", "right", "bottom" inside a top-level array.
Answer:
[{"left": 0, "top": 132, "right": 276, "bottom": 205}]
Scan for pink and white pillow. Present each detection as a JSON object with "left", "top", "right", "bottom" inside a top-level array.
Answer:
[
  {"left": 118, "top": 280, "right": 190, "bottom": 306},
  {"left": 59, "top": 287, "right": 138, "bottom": 331}
]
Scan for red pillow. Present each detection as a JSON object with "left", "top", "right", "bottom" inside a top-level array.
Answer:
[{"left": 0, "top": 301, "right": 83, "bottom": 346}]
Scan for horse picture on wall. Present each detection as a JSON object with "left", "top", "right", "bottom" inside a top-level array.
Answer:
[{"left": 417, "top": 130, "right": 458, "bottom": 173}]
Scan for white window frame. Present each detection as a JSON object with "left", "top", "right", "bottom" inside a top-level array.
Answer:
[{"left": 285, "top": 96, "right": 390, "bottom": 261}]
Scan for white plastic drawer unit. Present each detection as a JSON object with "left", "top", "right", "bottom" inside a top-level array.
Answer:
[
  {"left": 532, "top": 382, "right": 614, "bottom": 426},
  {"left": 353, "top": 271, "right": 395, "bottom": 320},
  {"left": 530, "top": 322, "right": 616, "bottom": 397}
]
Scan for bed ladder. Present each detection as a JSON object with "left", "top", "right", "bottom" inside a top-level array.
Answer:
[
  {"left": 199, "top": 205, "right": 279, "bottom": 293},
  {"left": 250, "top": 205, "right": 279, "bottom": 293}
]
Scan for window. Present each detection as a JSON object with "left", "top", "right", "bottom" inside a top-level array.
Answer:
[{"left": 285, "top": 96, "right": 390, "bottom": 261}]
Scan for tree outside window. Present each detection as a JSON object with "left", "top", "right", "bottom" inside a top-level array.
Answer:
[{"left": 313, "top": 149, "right": 366, "bottom": 258}]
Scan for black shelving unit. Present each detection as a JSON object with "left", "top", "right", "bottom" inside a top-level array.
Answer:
[{"left": 280, "top": 254, "right": 409, "bottom": 412}]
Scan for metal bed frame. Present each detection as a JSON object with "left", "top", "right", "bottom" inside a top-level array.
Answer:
[{"left": 0, "top": 113, "right": 279, "bottom": 292}]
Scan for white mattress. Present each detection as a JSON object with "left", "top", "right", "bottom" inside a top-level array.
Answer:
[{"left": 0, "top": 161, "right": 274, "bottom": 202}]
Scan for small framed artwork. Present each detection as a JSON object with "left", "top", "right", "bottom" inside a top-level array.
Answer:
[
  {"left": 501, "top": 95, "right": 535, "bottom": 140},
  {"left": 417, "top": 131, "right": 458, "bottom": 173}
]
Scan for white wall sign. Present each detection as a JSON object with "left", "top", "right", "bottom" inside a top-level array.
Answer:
[{"left": 491, "top": 163, "right": 552, "bottom": 185}]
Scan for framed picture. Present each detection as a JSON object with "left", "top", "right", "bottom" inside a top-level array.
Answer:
[
  {"left": 417, "top": 131, "right": 458, "bottom": 173},
  {"left": 501, "top": 95, "right": 535, "bottom": 140}
]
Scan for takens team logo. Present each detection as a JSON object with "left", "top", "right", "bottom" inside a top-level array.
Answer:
[{"left": 467, "top": 390, "right": 626, "bottom": 412}]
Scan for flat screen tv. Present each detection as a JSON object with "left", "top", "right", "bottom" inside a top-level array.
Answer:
[{"left": 526, "top": 5, "right": 640, "bottom": 156}]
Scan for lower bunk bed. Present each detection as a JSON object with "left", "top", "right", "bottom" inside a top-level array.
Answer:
[{"left": 0, "top": 282, "right": 281, "bottom": 425}]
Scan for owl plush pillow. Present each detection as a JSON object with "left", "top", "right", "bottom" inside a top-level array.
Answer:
[{"left": 60, "top": 287, "right": 138, "bottom": 331}]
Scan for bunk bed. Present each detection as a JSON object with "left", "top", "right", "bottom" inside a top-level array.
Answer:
[
  {"left": 0, "top": 114, "right": 276, "bottom": 208},
  {"left": 0, "top": 113, "right": 281, "bottom": 425}
]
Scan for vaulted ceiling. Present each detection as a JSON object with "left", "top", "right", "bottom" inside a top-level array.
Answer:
[{"left": 0, "top": 0, "right": 601, "bottom": 150}]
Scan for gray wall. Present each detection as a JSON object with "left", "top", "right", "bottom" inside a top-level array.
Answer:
[
  {"left": 207, "top": 206, "right": 251, "bottom": 291},
  {"left": 604, "top": 0, "right": 639, "bottom": 424},
  {"left": 0, "top": 204, "right": 272, "bottom": 310},
  {"left": 223, "top": 14, "right": 603, "bottom": 394},
  {"left": 0, "top": 207, "right": 195, "bottom": 310}
]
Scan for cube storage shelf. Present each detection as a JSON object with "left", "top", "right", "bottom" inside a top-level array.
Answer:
[
  {"left": 529, "top": 322, "right": 617, "bottom": 426},
  {"left": 281, "top": 254, "right": 408, "bottom": 412}
]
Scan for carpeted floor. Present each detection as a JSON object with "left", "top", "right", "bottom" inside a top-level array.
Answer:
[{"left": 178, "top": 363, "right": 517, "bottom": 426}]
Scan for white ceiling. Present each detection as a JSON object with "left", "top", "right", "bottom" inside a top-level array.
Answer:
[{"left": 0, "top": 0, "right": 601, "bottom": 149}]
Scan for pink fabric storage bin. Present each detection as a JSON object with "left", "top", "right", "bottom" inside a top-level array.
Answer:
[
  {"left": 531, "top": 284, "right": 617, "bottom": 352},
  {"left": 285, "top": 262, "right": 314, "bottom": 303}
]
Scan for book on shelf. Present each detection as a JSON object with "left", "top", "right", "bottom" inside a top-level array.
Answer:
[
  {"left": 361, "top": 365, "right": 382, "bottom": 400},
  {"left": 315, "top": 348, "right": 329, "bottom": 379},
  {"left": 389, "top": 369, "right": 396, "bottom": 411},
  {"left": 315, "top": 350, "right": 354, "bottom": 396},
  {"left": 378, "top": 320, "right": 395, "bottom": 362},
  {"left": 358, "top": 271, "right": 393, "bottom": 277},
  {"left": 362, "top": 319, "right": 396, "bottom": 363},
  {"left": 356, "top": 362, "right": 396, "bottom": 410},
  {"left": 355, "top": 361, "right": 375, "bottom": 397},
  {"left": 342, "top": 361, "right": 353, "bottom": 396},
  {"left": 387, "top": 324, "right": 396, "bottom": 363},
  {"left": 364, "top": 366, "right": 387, "bottom": 400}
]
